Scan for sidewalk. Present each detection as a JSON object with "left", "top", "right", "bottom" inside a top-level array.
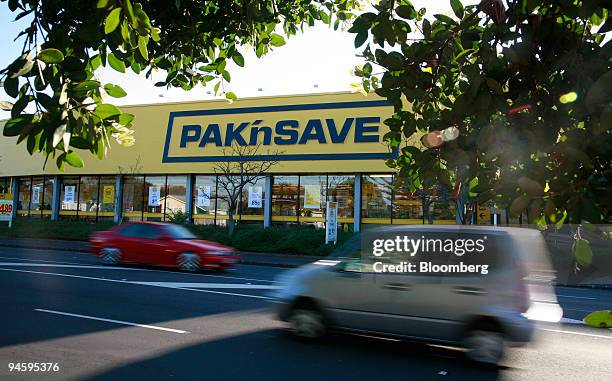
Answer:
[{"left": 0, "top": 238, "right": 322, "bottom": 268}]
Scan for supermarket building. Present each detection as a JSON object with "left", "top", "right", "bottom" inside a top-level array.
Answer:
[{"left": 0, "top": 92, "right": 457, "bottom": 231}]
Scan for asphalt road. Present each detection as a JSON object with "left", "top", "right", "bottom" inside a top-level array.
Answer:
[{"left": 0, "top": 247, "right": 611, "bottom": 381}]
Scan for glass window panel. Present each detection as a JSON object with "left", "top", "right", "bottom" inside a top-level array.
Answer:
[
  {"left": 99, "top": 176, "right": 117, "bottom": 221},
  {"left": 0, "top": 177, "right": 10, "bottom": 194},
  {"left": 18, "top": 177, "right": 31, "bottom": 214},
  {"left": 299, "top": 175, "right": 326, "bottom": 228},
  {"left": 60, "top": 176, "right": 79, "bottom": 216},
  {"left": 79, "top": 176, "right": 99, "bottom": 220},
  {"left": 42, "top": 176, "right": 54, "bottom": 218},
  {"left": 30, "top": 176, "right": 44, "bottom": 217},
  {"left": 122, "top": 176, "right": 144, "bottom": 221},
  {"left": 215, "top": 175, "right": 240, "bottom": 227},
  {"left": 165, "top": 175, "right": 187, "bottom": 220},
  {"left": 193, "top": 176, "right": 216, "bottom": 225},
  {"left": 431, "top": 186, "right": 455, "bottom": 223},
  {"left": 393, "top": 176, "right": 422, "bottom": 222},
  {"left": 362, "top": 175, "right": 392, "bottom": 221},
  {"left": 272, "top": 176, "right": 299, "bottom": 219},
  {"left": 328, "top": 175, "right": 354, "bottom": 219},
  {"left": 240, "top": 177, "right": 265, "bottom": 223},
  {"left": 144, "top": 176, "right": 166, "bottom": 221}
]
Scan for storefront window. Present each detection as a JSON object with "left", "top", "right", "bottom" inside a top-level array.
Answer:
[
  {"left": 60, "top": 176, "right": 79, "bottom": 218},
  {"left": 0, "top": 177, "right": 9, "bottom": 194},
  {"left": 79, "top": 176, "right": 100, "bottom": 221},
  {"left": 99, "top": 176, "right": 116, "bottom": 220},
  {"left": 431, "top": 186, "right": 455, "bottom": 223},
  {"left": 393, "top": 177, "right": 422, "bottom": 224},
  {"left": 30, "top": 176, "right": 44, "bottom": 218},
  {"left": 215, "top": 175, "right": 240, "bottom": 227},
  {"left": 193, "top": 175, "right": 216, "bottom": 225},
  {"left": 239, "top": 177, "right": 265, "bottom": 224},
  {"left": 165, "top": 175, "right": 187, "bottom": 221},
  {"left": 42, "top": 176, "right": 54, "bottom": 218},
  {"left": 122, "top": 176, "right": 144, "bottom": 221},
  {"left": 144, "top": 176, "right": 166, "bottom": 221},
  {"left": 362, "top": 175, "right": 392, "bottom": 223},
  {"left": 328, "top": 175, "right": 354, "bottom": 221},
  {"left": 299, "top": 176, "right": 326, "bottom": 228},
  {"left": 272, "top": 176, "right": 299, "bottom": 223},
  {"left": 18, "top": 177, "right": 31, "bottom": 216}
]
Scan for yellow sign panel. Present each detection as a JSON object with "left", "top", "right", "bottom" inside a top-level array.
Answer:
[
  {"left": 477, "top": 205, "right": 490, "bottom": 224},
  {"left": 102, "top": 186, "right": 115, "bottom": 204},
  {"left": 0, "top": 93, "right": 395, "bottom": 176},
  {"left": 0, "top": 193, "right": 14, "bottom": 200}
]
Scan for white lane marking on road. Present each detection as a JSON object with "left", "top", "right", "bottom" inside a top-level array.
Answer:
[
  {"left": 557, "top": 294, "right": 597, "bottom": 300},
  {"left": 0, "top": 257, "right": 278, "bottom": 283},
  {"left": 35, "top": 309, "right": 188, "bottom": 334},
  {"left": 133, "top": 281, "right": 280, "bottom": 290},
  {"left": 540, "top": 328, "right": 612, "bottom": 339},
  {"left": 0, "top": 268, "right": 273, "bottom": 300},
  {"left": 0, "top": 256, "right": 87, "bottom": 265},
  {"left": 0, "top": 262, "right": 141, "bottom": 270}
]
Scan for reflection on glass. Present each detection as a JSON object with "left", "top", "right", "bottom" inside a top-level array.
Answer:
[
  {"left": 272, "top": 176, "right": 298, "bottom": 219},
  {"left": 42, "top": 176, "right": 54, "bottom": 218},
  {"left": 122, "top": 176, "right": 144, "bottom": 221},
  {"left": 99, "top": 176, "right": 116, "bottom": 220},
  {"left": 299, "top": 176, "right": 326, "bottom": 228},
  {"left": 60, "top": 176, "right": 79, "bottom": 217},
  {"left": 362, "top": 175, "right": 392, "bottom": 221},
  {"left": 18, "top": 177, "right": 31, "bottom": 215},
  {"left": 144, "top": 176, "right": 166, "bottom": 221},
  {"left": 328, "top": 175, "right": 354, "bottom": 219},
  {"left": 393, "top": 177, "right": 422, "bottom": 222},
  {"left": 79, "top": 176, "right": 99, "bottom": 220},
  {"left": 165, "top": 175, "right": 187, "bottom": 220},
  {"left": 30, "top": 176, "right": 44, "bottom": 217},
  {"left": 240, "top": 177, "right": 265, "bottom": 223},
  {"left": 193, "top": 175, "right": 216, "bottom": 225}
]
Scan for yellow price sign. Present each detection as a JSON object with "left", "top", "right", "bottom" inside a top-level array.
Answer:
[
  {"left": 477, "top": 205, "right": 490, "bottom": 224},
  {"left": 102, "top": 186, "right": 115, "bottom": 204}
]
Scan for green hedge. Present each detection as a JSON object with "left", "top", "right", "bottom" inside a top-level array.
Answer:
[{"left": 0, "top": 218, "right": 353, "bottom": 256}]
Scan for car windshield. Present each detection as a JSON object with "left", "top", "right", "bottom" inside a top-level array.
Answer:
[{"left": 163, "top": 224, "right": 197, "bottom": 240}]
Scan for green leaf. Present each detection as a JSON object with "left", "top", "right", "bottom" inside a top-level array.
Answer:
[
  {"left": 37, "top": 49, "right": 64, "bottom": 64},
  {"left": 225, "top": 91, "right": 237, "bottom": 101},
  {"left": 94, "top": 103, "right": 121, "bottom": 119},
  {"left": 396, "top": 4, "right": 417, "bottom": 19},
  {"left": 65, "top": 151, "right": 84, "bottom": 168},
  {"left": 354, "top": 31, "right": 368, "bottom": 48},
  {"left": 232, "top": 52, "right": 245, "bottom": 67},
  {"left": 73, "top": 80, "right": 101, "bottom": 92},
  {"left": 434, "top": 14, "right": 456, "bottom": 25},
  {"left": 107, "top": 53, "right": 126, "bottom": 73},
  {"left": 118, "top": 113, "right": 135, "bottom": 125},
  {"left": 3, "top": 77, "right": 19, "bottom": 98},
  {"left": 104, "top": 8, "right": 122, "bottom": 34},
  {"left": 97, "top": 0, "right": 112, "bottom": 8},
  {"left": 138, "top": 35, "right": 149, "bottom": 60},
  {"left": 104, "top": 83, "right": 127, "bottom": 98},
  {"left": 69, "top": 136, "right": 92, "bottom": 149},
  {"left": 269, "top": 33, "right": 285, "bottom": 47},
  {"left": 3, "top": 115, "right": 33, "bottom": 137},
  {"left": 221, "top": 70, "right": 231, "bottom": 82},
  {"left": 450, "top": 0, "right": 464, "bottom": 19}
]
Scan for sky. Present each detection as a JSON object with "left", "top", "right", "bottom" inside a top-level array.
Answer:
[{"left": 0, "top": 1, "right": 472, "bottom": 118}]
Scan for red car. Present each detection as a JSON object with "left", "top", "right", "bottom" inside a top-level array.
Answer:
[{"left": 90, "top": 222, "right": 239, "bottom": 271}]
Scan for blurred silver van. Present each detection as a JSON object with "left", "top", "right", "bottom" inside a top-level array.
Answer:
[{"left": 273, "top": 226, "right": 562, "bottom": 365}]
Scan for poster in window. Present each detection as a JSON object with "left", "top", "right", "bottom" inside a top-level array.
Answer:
[
  {"left": 303, "top": 184, "right": 321, "bottom": 209},
  {"left": 64, "top": 186, "right": 76, "bottom": 203},
  {"left": 196, "top": 185, "right": 211, "bottom": 207},
  {"left": 248, "top": 186, "right": 262, "bottom": 208},
  {"left": 102, "top": 186, "right": 115, "bottom": 204},
  {"left": 148, "top": 186, "right": 161, "bottom": 206},
  {"left": 32, "top": 186, "right": 41, "bottom": 204}
]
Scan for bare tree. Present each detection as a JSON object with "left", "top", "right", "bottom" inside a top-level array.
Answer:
[{"left": 214, "top": 144, "right": 281, "bottom": 236}]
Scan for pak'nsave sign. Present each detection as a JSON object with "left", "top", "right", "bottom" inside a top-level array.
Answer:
[{"left": 162, "top": 100, "right": 395, "bottom": 163}]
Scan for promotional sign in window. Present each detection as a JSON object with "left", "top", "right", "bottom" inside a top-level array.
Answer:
[
  {"left": 325, "top": 201, "right": 338, "bottom": 244},
  {"left": 303, "top": 184, "right": 321, "bottom": 209},
  {"left": 102, "top": 186, "right": 115, "bottom": 204},
  {"left": 148, "top": 186, "right": 161, "bottom": 207},
  {"left": 248, "top": 186, "right": 262, "bottom": 208},
  {"left": 196, "top": 185, "right": 211, "bottom": 207},
  {"left": 64, "top": 186, "right": 76, "bottom": 203},
  {"left": 0, "top": 193, "right": 14, "bottom": 227},
  {"left": 32, "top": 186, "right": 41, "bottom": 204}
]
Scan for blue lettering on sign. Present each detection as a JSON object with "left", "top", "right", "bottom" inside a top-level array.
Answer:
[{"left": 163, "top": 100, "right": 396, "bottom": 163}]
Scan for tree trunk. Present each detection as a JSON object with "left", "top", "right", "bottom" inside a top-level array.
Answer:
[{"left": 228, "top": 210, "right": 236, "bottom": 237}]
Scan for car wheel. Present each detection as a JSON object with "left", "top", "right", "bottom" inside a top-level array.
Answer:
[
  {"left": 100, "top": 247, "right": 121, "bottom": 265},
  {"left": 287, "top": 307, "right": 326, "bottom": 340},
  {"left": 464, "top": 329, "right": 505, "bottom": 365},
  {"left": 178, "top": 252, "right": 200, "bottom": 272}
]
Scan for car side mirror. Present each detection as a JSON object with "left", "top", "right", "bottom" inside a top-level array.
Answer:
[{"left": 158, "top": 234, "right": 172, "bottom": 240}]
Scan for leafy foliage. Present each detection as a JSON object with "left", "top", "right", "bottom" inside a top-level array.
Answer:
[
  {"left": 350, "top": 0, "right": 611, "bottom": 224},
  {"left": 0, "top": 0, "right": 358, "bottom": 169}
]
